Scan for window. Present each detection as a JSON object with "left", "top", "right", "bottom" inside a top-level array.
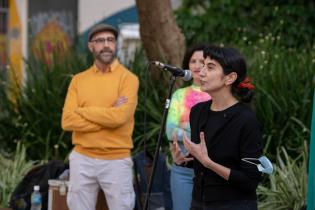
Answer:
[{"left": 0, "top": 0, "right": 8, "bottom": 70}]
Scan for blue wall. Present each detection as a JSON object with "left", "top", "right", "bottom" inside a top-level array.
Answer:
[{"left": 80, "top": 5, "right": 138, "bottom": 44}]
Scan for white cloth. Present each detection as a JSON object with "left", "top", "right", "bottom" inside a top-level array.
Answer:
[{"left": 67, "top": 150, "right": 135, "bottom": 210}]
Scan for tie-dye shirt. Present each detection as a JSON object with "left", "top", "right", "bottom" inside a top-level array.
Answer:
[{"left": 166, "top": 84, "right": 211, "bottom": 146}]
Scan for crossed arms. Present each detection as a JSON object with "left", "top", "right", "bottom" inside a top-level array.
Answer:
[{"left": 61, "top": 76, "right": 139, "bottom": 132}]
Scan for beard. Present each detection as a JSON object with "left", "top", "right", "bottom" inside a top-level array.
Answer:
[{"left": 93, "top": 47, "right": 116, "bottom": 65}]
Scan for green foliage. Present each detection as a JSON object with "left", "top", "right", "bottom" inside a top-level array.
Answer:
[
  {"left": 257, "top": 142, "right": 308, "bottom": 209},
  {"left": 176, "top": 0, "right": 315, "bottom": 49},
  {"left": 129, "top": 48, "right": 170, "bottom": 155},
  {"left": 176, "top": 3, "right": 314, "bottom": 204},
  {"left": 0, "top": 143, "right": 35, "bottom": 207},
  {"left": 176, "top": 0, "right": 315, "bottom": 159},
  {"left": 242, "top": 39, "right": 314, "bottom": 157},
  {"left": 0, "top": 50, "right": 91, "bottom": 160}
]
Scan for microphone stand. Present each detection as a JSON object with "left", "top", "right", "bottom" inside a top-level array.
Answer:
[{"left": 143, "top": 74, "right": 177, "bottom": 210}]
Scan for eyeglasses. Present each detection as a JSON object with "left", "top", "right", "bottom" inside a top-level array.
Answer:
[{"left": 91, "top": 37, "right": 116, "bottom": 45}]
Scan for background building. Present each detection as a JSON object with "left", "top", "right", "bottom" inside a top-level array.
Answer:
[{"left": 0, "top": 0, "right": 140, "bottom": 84}]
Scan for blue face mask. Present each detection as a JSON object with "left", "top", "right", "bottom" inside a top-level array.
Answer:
[
  {"left": 176, "top": 129, "right": 191, "bottom": 156},
  {"left": 241, "top": 156, "right": 273, "bottom": 174}
]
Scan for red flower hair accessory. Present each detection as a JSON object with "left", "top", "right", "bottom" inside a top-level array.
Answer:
[{"left": 238, "top": 77, "right": 255, "bottom": 90}]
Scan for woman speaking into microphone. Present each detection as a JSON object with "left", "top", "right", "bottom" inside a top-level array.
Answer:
[{"left": 184, "top": 45, "right": 263, "bottom": 210}]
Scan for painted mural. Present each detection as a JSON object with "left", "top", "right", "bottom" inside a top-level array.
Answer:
[
  {"left": 28, "top": 0, "right": 77, "bottom": 64},
  {"left": 31, "top": 19, "right": 71, "bottom": 65}
]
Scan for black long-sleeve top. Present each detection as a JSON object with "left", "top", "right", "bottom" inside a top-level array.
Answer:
[{"left": 189, "top": 100, "right": 263, "bottom": 203}]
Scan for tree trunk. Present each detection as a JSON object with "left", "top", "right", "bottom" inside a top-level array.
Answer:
[{"left": 135, "top": 0, "right": 186, "bottom": 79}]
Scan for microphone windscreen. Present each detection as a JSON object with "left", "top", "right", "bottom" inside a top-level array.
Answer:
[{"left": 183, "top": 70, "right": 192, "bottom": 81}]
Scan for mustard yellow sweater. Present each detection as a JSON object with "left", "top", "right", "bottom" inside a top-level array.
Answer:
[{"left": 62, "top": 59, "right": 139, "bottom": 159}]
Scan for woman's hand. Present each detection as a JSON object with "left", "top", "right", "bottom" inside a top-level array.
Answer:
[
  {"left": 171, "top": 132, "right": 193, "bottom": 166},
  {"left": 183, "top": 132, "right": 211, "bottom": 166},
  {"left": 183, "top": 132, "right": 231, "bottom": 180}
]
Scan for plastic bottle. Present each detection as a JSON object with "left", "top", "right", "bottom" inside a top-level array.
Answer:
[{"left": 30, "top": 185, "right": 42, "bottom": 210}]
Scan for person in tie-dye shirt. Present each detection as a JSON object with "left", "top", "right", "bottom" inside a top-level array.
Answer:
[{"left": 166, "top": 44, "right": 211, "bottom": 210}]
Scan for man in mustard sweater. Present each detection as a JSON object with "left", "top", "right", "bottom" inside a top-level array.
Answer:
[{"left": 61, "top": 24, "right": 139, "bottom": 210}]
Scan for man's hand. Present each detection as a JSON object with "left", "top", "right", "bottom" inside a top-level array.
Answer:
[{"left": 113, "top": 96, "right": 128, "bottom": 107}]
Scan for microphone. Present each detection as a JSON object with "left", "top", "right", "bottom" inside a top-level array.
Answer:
[{"left": 151, "top": 61, "right": 192, "bottom": 81}]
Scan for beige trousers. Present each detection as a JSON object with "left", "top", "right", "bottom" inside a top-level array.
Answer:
[{"left": 67, "top": 150, "right": 135, "bottom": 210}]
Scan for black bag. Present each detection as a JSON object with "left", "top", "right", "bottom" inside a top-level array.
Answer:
[
  {"left": 9, "top": 160, "right": 68, "bottom": 210},
  {"left": 133, "top": 151, "right": 172, "bottom": 210}
]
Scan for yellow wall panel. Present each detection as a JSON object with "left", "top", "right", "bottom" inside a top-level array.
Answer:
[{"left": 8, "top": 0, "right": 23, "bottom": 89}]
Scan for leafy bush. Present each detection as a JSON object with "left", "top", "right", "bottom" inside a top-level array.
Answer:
[
  {"left": 129, "top": 48, "right": 170, "bottom": 155},
  {"left": 0, "top": 143, "right": 35, "bottom": 207},
  {"left": 257, "top": 142, "right": 308, "bottom": 210},
  {"left": 176, "top": 0, "right": 314, "bottom": 158},
  {"left": 0, "top": 49, "right": 90, "bottom": 160},
  {"left": 242, "top": 39, "right": 314, "bottom": 157},
  {"left": 176, "top": 0, "right": 315, "bottom": 49}
]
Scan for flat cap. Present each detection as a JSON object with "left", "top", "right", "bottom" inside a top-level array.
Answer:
[{"left": 88, "top": 23, "right": 118, "bottom": 41}]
